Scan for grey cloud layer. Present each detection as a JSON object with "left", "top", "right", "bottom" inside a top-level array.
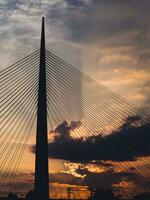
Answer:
[
  {"left": 1, "top": 0, "right": 150, "bottom": 65},
  {"left": 0, "top": 0, "right": 149, "bottom": 110}
]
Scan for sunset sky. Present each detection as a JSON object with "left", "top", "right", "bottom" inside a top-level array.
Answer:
[{"left": 0, "top": 0, "right": 150, "bottom": 199}]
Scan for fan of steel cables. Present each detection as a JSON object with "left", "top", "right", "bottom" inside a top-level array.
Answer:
[{"left": 0, "top": 49, "right": 150, "bottom": 197}]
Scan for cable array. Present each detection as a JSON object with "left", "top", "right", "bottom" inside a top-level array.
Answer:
[
  {"left": 0, "top": 48, "right": 149, "bottom": 198},
  {"left": 45, "top": 49, "right": 150, "bottom": 197},
  {"left": 0, "top": 50, "right": 39, "bottom": 195}
]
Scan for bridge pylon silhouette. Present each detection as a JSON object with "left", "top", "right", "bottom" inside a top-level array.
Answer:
[{"left": 34, "top": 17, "right": 49, "bottom": 200}]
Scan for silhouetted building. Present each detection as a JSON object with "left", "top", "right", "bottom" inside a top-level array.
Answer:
[
  {"left": 5, "top": 193, "right": 18, "bottom": 200},
  {"left": 133, "top": 192, "right": 150, "bottom": 200},
  {"left": 92, "top": 188, "right": 116, "bottom": 200}
]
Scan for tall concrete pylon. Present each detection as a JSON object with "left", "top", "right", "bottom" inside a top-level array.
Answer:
[{"left": 34, "top": 17, "right": 49, "bottom": 200}]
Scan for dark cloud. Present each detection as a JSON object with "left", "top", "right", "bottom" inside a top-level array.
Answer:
[
  {"left": 53, "top": 120, "right": 82, "bottom": 140},
  {"left": 65, "top": 0, "right": 86, "bottom": 7},
  {"left": 91, "top": 160, "right": 114, "bottom": 168},
  {"left": 31, "top": 116, "right": 150, "bottom": 162},
  {"left": 80, "top": 169, "right": 136, "bottom": 189},
  {"left": 63, "top": 0, "right": 150, "bottom": 46}
]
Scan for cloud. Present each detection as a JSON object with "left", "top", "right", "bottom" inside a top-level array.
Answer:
[
  {"left": 58, "top": 0, "right": 150, "bottom": 111},
  {"left": 49, "top": 164, "right": 150, "bottom": 197},
  {"left": 2, "top": 165, "right": 149, "bottom": 197},
  {"left": 63, "top": 0, "right": 150, "bottom": 48},
  {"left": 49, "top": 168, "right": 138, "bottom": 194},
  {"left": 31, "top": 116, "right": 150, "bottom": 162},
  {"left": 0, "top": 171, "right": 34, "bottom": 194},
  {"left": 0, "top": 1, "right": 69, "bottom": 68},
  {"left": 0, "top": 0, "right": 149, "bottom": 112},
  {"left": 52, "top": 120, "right": 82, "bottom": 141}
]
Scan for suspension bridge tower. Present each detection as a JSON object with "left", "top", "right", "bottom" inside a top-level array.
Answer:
[{"left": 34, "top": 17, "right": 49, "bottom": 200}]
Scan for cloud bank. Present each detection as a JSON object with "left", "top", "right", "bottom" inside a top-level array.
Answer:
[{"left": 31, "top": 116, "right": 150, "bottom": 162}]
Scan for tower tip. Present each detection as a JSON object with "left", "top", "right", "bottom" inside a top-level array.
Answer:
[
  {"left": 42, "top": 17, "right": 45, "bottom": 25},
  {"left": 40, "top": 16, "right": 45, "bottom": 50}
]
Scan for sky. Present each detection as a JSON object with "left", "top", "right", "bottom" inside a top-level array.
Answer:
[
  {"left": 0, "top": 0, "right": 150, "bottom": 199},
  {"left": 0, "top": 0, "right": 150, "bottom": 110}
]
